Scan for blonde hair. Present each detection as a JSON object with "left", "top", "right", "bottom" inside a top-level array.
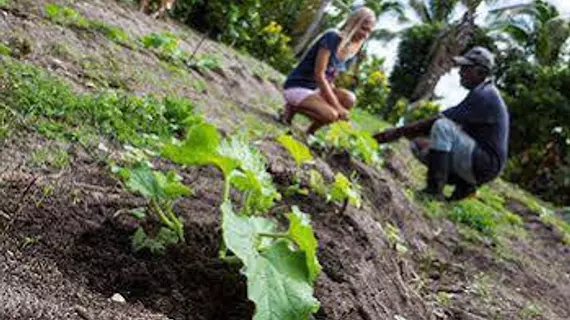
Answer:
[
  {"left": 300, "top": 7, "right": 376, "bottom": 61},
  {"left": 338, "top": 7, "right": 376, "bottom": 53}
]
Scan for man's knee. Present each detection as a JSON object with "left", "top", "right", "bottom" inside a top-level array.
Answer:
[
  {"left": 429, "top": 118, "right": 458, "bottom": 152},
  {"left": 430, "top": 118, "right": 455, "bottom": 137}
]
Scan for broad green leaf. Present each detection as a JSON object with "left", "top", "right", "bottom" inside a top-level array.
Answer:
[
  {"left": 328, "top": 173, "right": 362, "bottom": 208},
  {"left": 130, "top": 208, "right": 147, "bottom": 219},
  {"left": 163, "top": 123, "right": 238, "bottom": 177},
  {"left": 159, "top": 170, "right": 192, "bottom": 198},
  {"left": 132, "top": 227, "right": 150, "bottom": 252},
  {"left": 309, "top": 169, "right": 328, "bottom": 197},
  {"left": 287, "top": 206, "right": 321, "bottom": 283},
  {"left": 122, "top": 163, "right": 162, "bottom": 199},
  {"left": 121, "top": 163, "right": 190, "bottom": 200},
  {"left": 321, "top": 121, "right": 381, "bottom": 165},
  {"left": 247, "top": 240, "right": 320, "bottom": 320},
  {"left": 276, "top": 134, "right": 312, "bottom": 166},
  {"left": 220, "top": 135, "right": 279, "bottom": 214},
  {"left": 221, "top": 201, "right": 276, "bottom": 265}
]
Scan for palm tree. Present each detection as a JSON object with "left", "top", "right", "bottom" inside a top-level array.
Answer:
[
  {"left": 488, "top": 0, "right": 570, "bottom": 66},
  {"left": 406, "top": 0, "right": 497, "bottom": 104},
  {"left": 408, "top": 0, "right": 461, "bottom": 23},
  {"left": 293, "top": 0, "right": 407, "bottom": 56}
]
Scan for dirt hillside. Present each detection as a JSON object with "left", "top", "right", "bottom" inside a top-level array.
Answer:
[{"left": 1, "top": 1, "right": 569, "bottom": 320}]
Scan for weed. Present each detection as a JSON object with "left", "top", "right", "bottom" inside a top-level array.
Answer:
[
  {"left": 46, "top": 42, "right": 75, "bottom": 59},
  {"left": 436, "top": 291, "right": 452, "bottom": 307},
  {"left": 191, "top": 79, "right": 207, "bottom": 92},
  {"left": 45, "top": 4, "right": 130, "bottom": 45},
  {"left": 21, "top": 236, "right": 42, "bottom": 249},
  {"left": 384, "top": 223, "right": 408, "bottom": 254},
  {"left": 0, "top": 43, "right": 11, "bottom": 56},
  {"left": 312, "top": 121, "right": 384, "bottom": 165},
  {"left": 29, "top": 147, "right": 70, "bottom": 169},
  {"left": 1, "top": 58, "right": 196, "bottom": 146},
  {"left": 520, "top": 304, "right": 544, "bottom": 318},
  {"left": 540, "top": 209, "right": 570, "bottom": 245},
  {"left": 45, "top": 3, "right": 89, "bottom": 28},
  {"left": 115, "top": 162, "right": 190, "bottom": 253},
  {"left": 471, "top": 272, "right": 492, "bottom": 302},
  {"left": 90, "top": 21, "right": 130, "bottom": 45},
  {"left": 0, "top": 0, "right": 8, "bottom": 7}
]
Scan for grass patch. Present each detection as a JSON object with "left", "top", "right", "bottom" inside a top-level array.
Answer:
[
  {"left": 540, "top": 210, "right": 570, "bottom": 245},
  {"left": 492, "top": 180, "right": 570, "bottom": 244},
  {"left": 45, "top": 4, "right": 131, "bottom": 46},
  {"left": 416, "top": 185, "right": 525, "bottom": 240},
  {"left": 350, "top": 109, "right": 391, "bottom": 134},
  {"left": 1, "top": 57, "right": 196, "bottom": 146},
  {"left": 0, "top": 43, "right": 12, "bottom": 56},
  {"left": 519, "top": 304, "right": 544, "bottom": 319},
  {"left": 0, "top": 0, "right": 9, "bottom": 7},
  {"left": 30, "top": 147, "right": 71, "bottom": 169}
]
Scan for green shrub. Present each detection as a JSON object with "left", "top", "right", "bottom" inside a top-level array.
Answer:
[
  {"left": 1, "top": 58, "right": 195, "bottom": 145},
  {"left": 353, "top": 56, "right": 391, "bottom": 115}
]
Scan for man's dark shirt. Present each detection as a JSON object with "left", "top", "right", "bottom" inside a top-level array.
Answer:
[{"left": 442, "top": 80, "right": 509, "bottom": 184}]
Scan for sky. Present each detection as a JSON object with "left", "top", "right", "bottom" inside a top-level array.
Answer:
[{"left": 368, "top": 0, "right": 570, "bottom": 108}]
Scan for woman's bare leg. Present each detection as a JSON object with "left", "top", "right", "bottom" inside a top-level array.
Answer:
[
  {"left": 295, "top": 94, "right": 339, "bottom": 135},
  {"left": 333, "top": 88, "right": 356, "bottom": 110}
]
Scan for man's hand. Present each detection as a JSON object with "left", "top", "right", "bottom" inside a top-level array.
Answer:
[{"left": 374, "top": 128, "right": 402, "bottom": 144}]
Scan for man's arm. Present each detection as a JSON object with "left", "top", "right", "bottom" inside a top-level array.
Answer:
[{"left": 374, "top": 116, "right": 440, "bottom": 144}]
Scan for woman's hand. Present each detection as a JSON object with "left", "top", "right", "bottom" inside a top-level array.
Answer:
[{"left": 337, "top": 107, "right": 349, "bottom": 120}]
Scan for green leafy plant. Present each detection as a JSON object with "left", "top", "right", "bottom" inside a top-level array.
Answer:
[
  {"left": 315, "top": 121, "right": 382, "bottom": 165},
  {"left": 141, "top": 32, "right": 184, "bottom": 62},
  {"left": 309, "top": 169, "right": 328, "bottom": 198},
  {"left": 277, "top": 134, "right": 313, "bottom": 168},
  {"left": 189, "top": 54, "right": 222, "bottom": 71},
  {"left": 115, "top": 162, "right": 190, "bottom": 253},
  {"left": 0, "top": 43, "right": 11, "bottom": 56},
  {"left": 1, "top": 58, "right": 196, "bottom": 146},
  {"left": 328, "top": 172, "right": 362, "bottom": 209},
  {"left": 163, "top": 122, "right": 320, "bottom": 319},
  {"left": 45, "top": 3, "right": 89, "bottom": 28},
  {"left": 45, "top": 4, "right": 130, "bottom": 45},
  {"left": 277, "top": 134, "right": 313, "bottom": 195},
  {"left": 353, "top": 56, "right": 391, "bottom": 115}
]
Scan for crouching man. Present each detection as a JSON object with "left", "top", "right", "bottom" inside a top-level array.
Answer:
[{"left": 374, "top": 47, "right": 509, "bottom": 201}]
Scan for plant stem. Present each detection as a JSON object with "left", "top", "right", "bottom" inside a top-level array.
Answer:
[
  {"left": 220, "top": 255, "right": 242, "bottom": 265},
  {"left": 258, "top": 232, "right": 292, "bottom": 241},
  {"left": 150, "top": 199, "right": 175, "bottom": 230},
  {"left": 223, "top": 177, "right": 231, "bottom": 202},
  {"left": 164, "top": 201, "right": 185, "bottom": 242}
]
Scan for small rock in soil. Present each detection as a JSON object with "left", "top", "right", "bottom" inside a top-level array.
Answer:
[{"left": 110, "top": 293, "right": 126, "bottom": 303}]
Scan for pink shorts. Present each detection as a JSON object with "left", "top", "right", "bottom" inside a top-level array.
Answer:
[{"left": 283, "top": 87, "right": 319, "bottom": 106}]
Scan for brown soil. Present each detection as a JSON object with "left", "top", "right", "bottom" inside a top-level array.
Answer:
[{"left": 2, "top": 1, "right": 570, "bottom": 320}]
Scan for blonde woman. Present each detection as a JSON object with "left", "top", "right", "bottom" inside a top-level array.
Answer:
[{"left": 280, "top": 7, "right": 376, "bottom": 135}]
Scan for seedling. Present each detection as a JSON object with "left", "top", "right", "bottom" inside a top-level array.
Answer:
[
  {"left": 313, "top": 121, "right": 383, "bottom": 165},
  {"left": 163, "top": 123, "right": 320, "bottom": 319},
  {"left": 115, "top": 162, "right": 190, "bottom": 253}
]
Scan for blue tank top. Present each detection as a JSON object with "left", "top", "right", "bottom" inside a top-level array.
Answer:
[{"left": 284, "top": 31, "right": 356, "bottom": 90}]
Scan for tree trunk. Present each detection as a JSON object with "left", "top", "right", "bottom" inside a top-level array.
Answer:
[
  {"left": 294, "top": 0, "right": 333, "bottom": 56},
  {"left": 408, "top": 11, "right": 476, "bottom": 105}
]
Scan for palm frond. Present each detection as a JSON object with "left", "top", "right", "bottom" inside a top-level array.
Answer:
[
  {"left": 369, "top": 28, "right": 400, "bottom": 42},
  {"left": 408, "top": 0, "right": 432, "bottom": 24}
]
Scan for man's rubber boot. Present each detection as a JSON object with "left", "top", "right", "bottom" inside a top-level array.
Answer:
[
  {"left": 448, "top": 180, "right": 477, "bottom": 201},
  {"left": 422, "top": 149, "right": 449, "bottom": 201}
]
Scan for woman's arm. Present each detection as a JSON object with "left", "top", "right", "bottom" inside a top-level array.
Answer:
[{"left": 314, "top": 47, "right": 345, "bottom": 112}]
